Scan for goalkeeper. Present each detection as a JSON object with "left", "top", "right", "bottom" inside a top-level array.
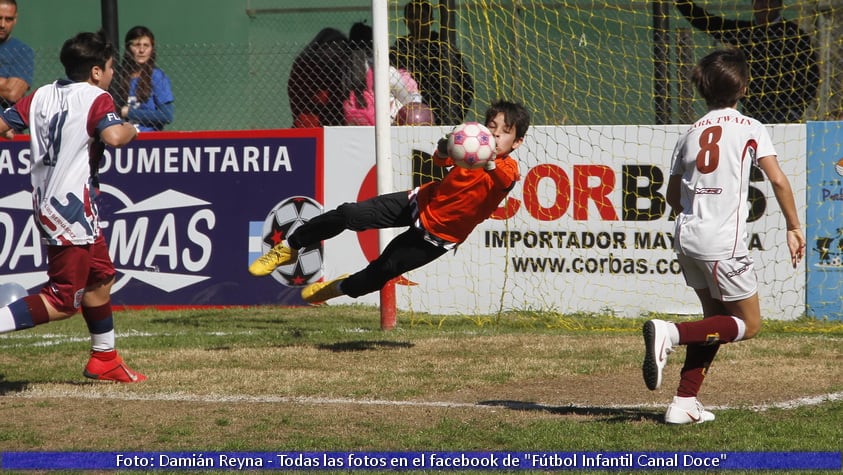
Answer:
[{"left": 249, "top": 99, "right": 530, "bottom": 303}]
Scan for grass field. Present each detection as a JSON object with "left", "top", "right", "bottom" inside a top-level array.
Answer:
[{"left": 0, "top": 305, "right": 840, "bottom": 473}]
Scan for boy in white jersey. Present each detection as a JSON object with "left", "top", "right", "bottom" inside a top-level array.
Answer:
[
  {"left": 0, "top": 31, "right": 145, "bottom": 382},
  {"left": 642, "top": 49, "right": 804, "bottom": 423}
]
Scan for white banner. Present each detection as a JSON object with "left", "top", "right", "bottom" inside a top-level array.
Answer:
[{"left": 324, "top": 125, "right": 806, "bottom": 319}]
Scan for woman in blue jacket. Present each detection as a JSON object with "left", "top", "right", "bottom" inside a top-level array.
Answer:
[{"left": 113, "top": 26, "right": 174, "bottom": 131}]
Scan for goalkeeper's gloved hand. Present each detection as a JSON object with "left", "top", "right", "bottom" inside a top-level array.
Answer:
[
  {"left": 436, "top": 134, "right": 450, "bottom": 156},
  {"left": 484, "top": 157, "right": 497, "bottom": 171}
]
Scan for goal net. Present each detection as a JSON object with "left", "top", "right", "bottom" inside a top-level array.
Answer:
[{"left": 349, "top": 0, "right": 831, "bottom": 320}]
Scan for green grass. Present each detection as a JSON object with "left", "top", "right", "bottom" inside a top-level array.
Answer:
[{"left": 0, "top": 306, "right": 840, "bottom": 474}]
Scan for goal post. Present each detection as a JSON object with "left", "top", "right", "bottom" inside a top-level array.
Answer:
[{"left": 373, "top": 0, "right": 398, "bottom": 329}]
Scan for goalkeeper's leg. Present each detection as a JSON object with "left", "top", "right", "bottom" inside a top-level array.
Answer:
[
  {"left": 250, "top": 192, "right": 413, "bottom": 276},
  {"left": 303, "top": 228, "right": 446, "bottom": 301}
]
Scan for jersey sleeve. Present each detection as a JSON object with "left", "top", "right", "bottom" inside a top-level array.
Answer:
[
  {"left": 0, "top": 91, "right": 33, "bottom": 131},
  {"left": 487, "top": 156, "right": 519, "bottom": 191},
  {"left": 88, "top": 93, "right": 124, "bottom": 137},
  {"left": 669, "top": 133, "right": 688, "bottom": 176},
  {"left": 753, "top": 123, "right": 777, "bottom": 162}
]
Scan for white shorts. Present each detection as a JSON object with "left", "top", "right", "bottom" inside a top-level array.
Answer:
[{"left": 677, "top": 253, "right": 758, "bottom": 302}]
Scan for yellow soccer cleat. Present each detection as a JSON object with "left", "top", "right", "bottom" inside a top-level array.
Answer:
[
  {"left": 301, "top": 275, "right": 349, "bottom": 304},
  {"left": 248, "top": 243, "right": 298, "bottom": 276}
]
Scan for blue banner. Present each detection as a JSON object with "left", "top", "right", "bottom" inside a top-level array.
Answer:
[
  {"left": 1, "top": 451, "right": 840, "bottom": 471},
  {"left": 806, "top": 122, "right": 843, "bottom": 319},
  {"left": 0, "top": 129, "right": 323, "bottom": 307}
]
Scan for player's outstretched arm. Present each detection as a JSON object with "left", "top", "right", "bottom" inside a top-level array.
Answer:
[
  {"left": 758, "top": 155, "right": 805, "bottom": 268},
  {"left": 100, "top": 122, "right": 138, "bottom": 148}
]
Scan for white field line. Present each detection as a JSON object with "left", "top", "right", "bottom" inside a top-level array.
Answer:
[
  {"left": 0, "top": 330, "right": 255, "bottom": 348},
  {"left": 7, "top": 386, "right": 843, "bottom": 414},
  {"left": 3, "top": 331, "right": 841, "bottom": 412}
]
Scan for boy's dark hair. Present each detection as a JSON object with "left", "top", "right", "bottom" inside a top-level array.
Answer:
[
  {"left": 60, "top": 31, "right": 115, "bottom": 82},
  {"left": 485, "top": 99, "right": 531, "bottom": 139},
  {"left": 691, "top": 49, "right": 749, "bottom": 109}
]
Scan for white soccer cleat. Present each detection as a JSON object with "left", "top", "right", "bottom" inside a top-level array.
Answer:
[
  {"left": 664, "top": 397, "right": 716, "bottom": 425},
  {"left": 642, "top": 319, "right": 674, "bottom": 390}
]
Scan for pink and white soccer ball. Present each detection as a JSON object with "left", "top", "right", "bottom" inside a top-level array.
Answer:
[{"left": 447, "top": 122, "right": 496, "bottom": 169}]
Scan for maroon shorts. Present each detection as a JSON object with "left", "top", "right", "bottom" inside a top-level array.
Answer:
[{"left": 42, "top": 235, "right": 116, "bottom": 313}]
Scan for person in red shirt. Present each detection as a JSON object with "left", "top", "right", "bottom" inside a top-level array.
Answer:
[{"left": 249, "top": 99, "right": 530, "bottom": 303}]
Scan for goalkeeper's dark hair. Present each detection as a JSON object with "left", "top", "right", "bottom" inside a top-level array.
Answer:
[
  {"left": 691, "top": 48, "right": 749, "bottom": 109},
  {"left": 60, "top": 31, "right": 115, "bottom": 82},
  {"left": 485, "top": 99, "right": 531, "bottom": 139}
]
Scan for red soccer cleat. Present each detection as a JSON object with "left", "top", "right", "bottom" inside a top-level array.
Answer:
[{"left": 83, "top": 350, "right": 147, "bottom": 383}]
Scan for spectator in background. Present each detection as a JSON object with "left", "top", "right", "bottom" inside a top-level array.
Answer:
[
  {"left": 674, "top": 0, "right": 819, "bottom": 123},
  {"left": 0, "top": 0, "right": 34, "bottom": 109},
  {"left": 112, "top": 26, "right": 174, "bottom": 131},
  {"left": 288, "top": 28, "right": 350, "bottom": 128},
  {"left": 391, "top": 0, "right": 473, "bottom": 126},
  {"left": 343, "top": 21, "right": 432, "bottom": 126}
]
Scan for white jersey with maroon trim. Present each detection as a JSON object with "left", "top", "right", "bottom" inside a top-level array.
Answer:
[
  {"left": 10, "top": 80, "right": 123, "bottom": 245},
  {"left": 670, "top": 107, "right": 776, "bottom": 260}
]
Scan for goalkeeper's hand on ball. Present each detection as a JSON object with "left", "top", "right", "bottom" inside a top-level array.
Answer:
[
  {"left": 436, "top": 134, "right": 450, "bottom": 157},
  {"left": 484, "top": 157, "right": 496, "bottom": 171}
]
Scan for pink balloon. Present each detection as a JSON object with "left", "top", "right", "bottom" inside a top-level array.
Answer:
[{"left": 395, "top": 102, "right": 435, "bottom": 125}]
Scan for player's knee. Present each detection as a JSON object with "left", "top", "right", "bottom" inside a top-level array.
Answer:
[
  {"left": 42, "top": 290, "right": 82, "bottom": 318},
  {"left": 337, "top": 202, "right": 373, "bottom": 231},
  {"left": 743, "top": 319, "right": 762, "bottom": 339},
  {"left": 336, "top": 202, "right": 356, "bottom": 218}
]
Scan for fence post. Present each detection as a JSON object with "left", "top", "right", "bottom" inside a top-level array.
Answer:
[{"left": 101, "top": 0, "right": 119, "bottom": 52}]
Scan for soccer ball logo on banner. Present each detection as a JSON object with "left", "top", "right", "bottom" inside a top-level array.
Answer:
[{"left": 259, "top": 196, "right": 323, "bottom": 286}]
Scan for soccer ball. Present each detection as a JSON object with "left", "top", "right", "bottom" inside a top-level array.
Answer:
[{"left": 447, "top": 122, "right": 496, "bottom": 169}]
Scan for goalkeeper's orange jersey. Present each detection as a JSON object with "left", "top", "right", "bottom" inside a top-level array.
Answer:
[{"left": 415, "top": 154, "right": 520, "bottom": 244}]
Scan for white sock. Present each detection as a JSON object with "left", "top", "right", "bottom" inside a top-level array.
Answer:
[
  {"left": 672, "top": 396, "right": 698, "bottom": 409},
  {"left": 0, "top": 307, "right": 16, "bottom": 333},
  {"left": 90, "top": 330, "right": 115, "bottom": 352},
  {"left": 667, "top": 322, "right": 680, "bottom": 346},
  {"left": 731, "top": 316, "right": 747, "bottom": 342}
]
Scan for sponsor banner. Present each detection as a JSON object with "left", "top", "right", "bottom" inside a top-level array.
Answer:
[
  {"left": 806, "top": 122, "right": 843, "bottom": 319},
  {"left": 324, "top": 125, "right": 807, "bottom": 318},
  {"left": 0, "top": 129, "right": 322, "bottom": 306},
  {"left": 2, "top": 125, "right": 808, "bottom": 316}
]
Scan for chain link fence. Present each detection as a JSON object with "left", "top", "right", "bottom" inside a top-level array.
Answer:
[{"left": 19, "top": 1, "right": 843, "bottom": 131}]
